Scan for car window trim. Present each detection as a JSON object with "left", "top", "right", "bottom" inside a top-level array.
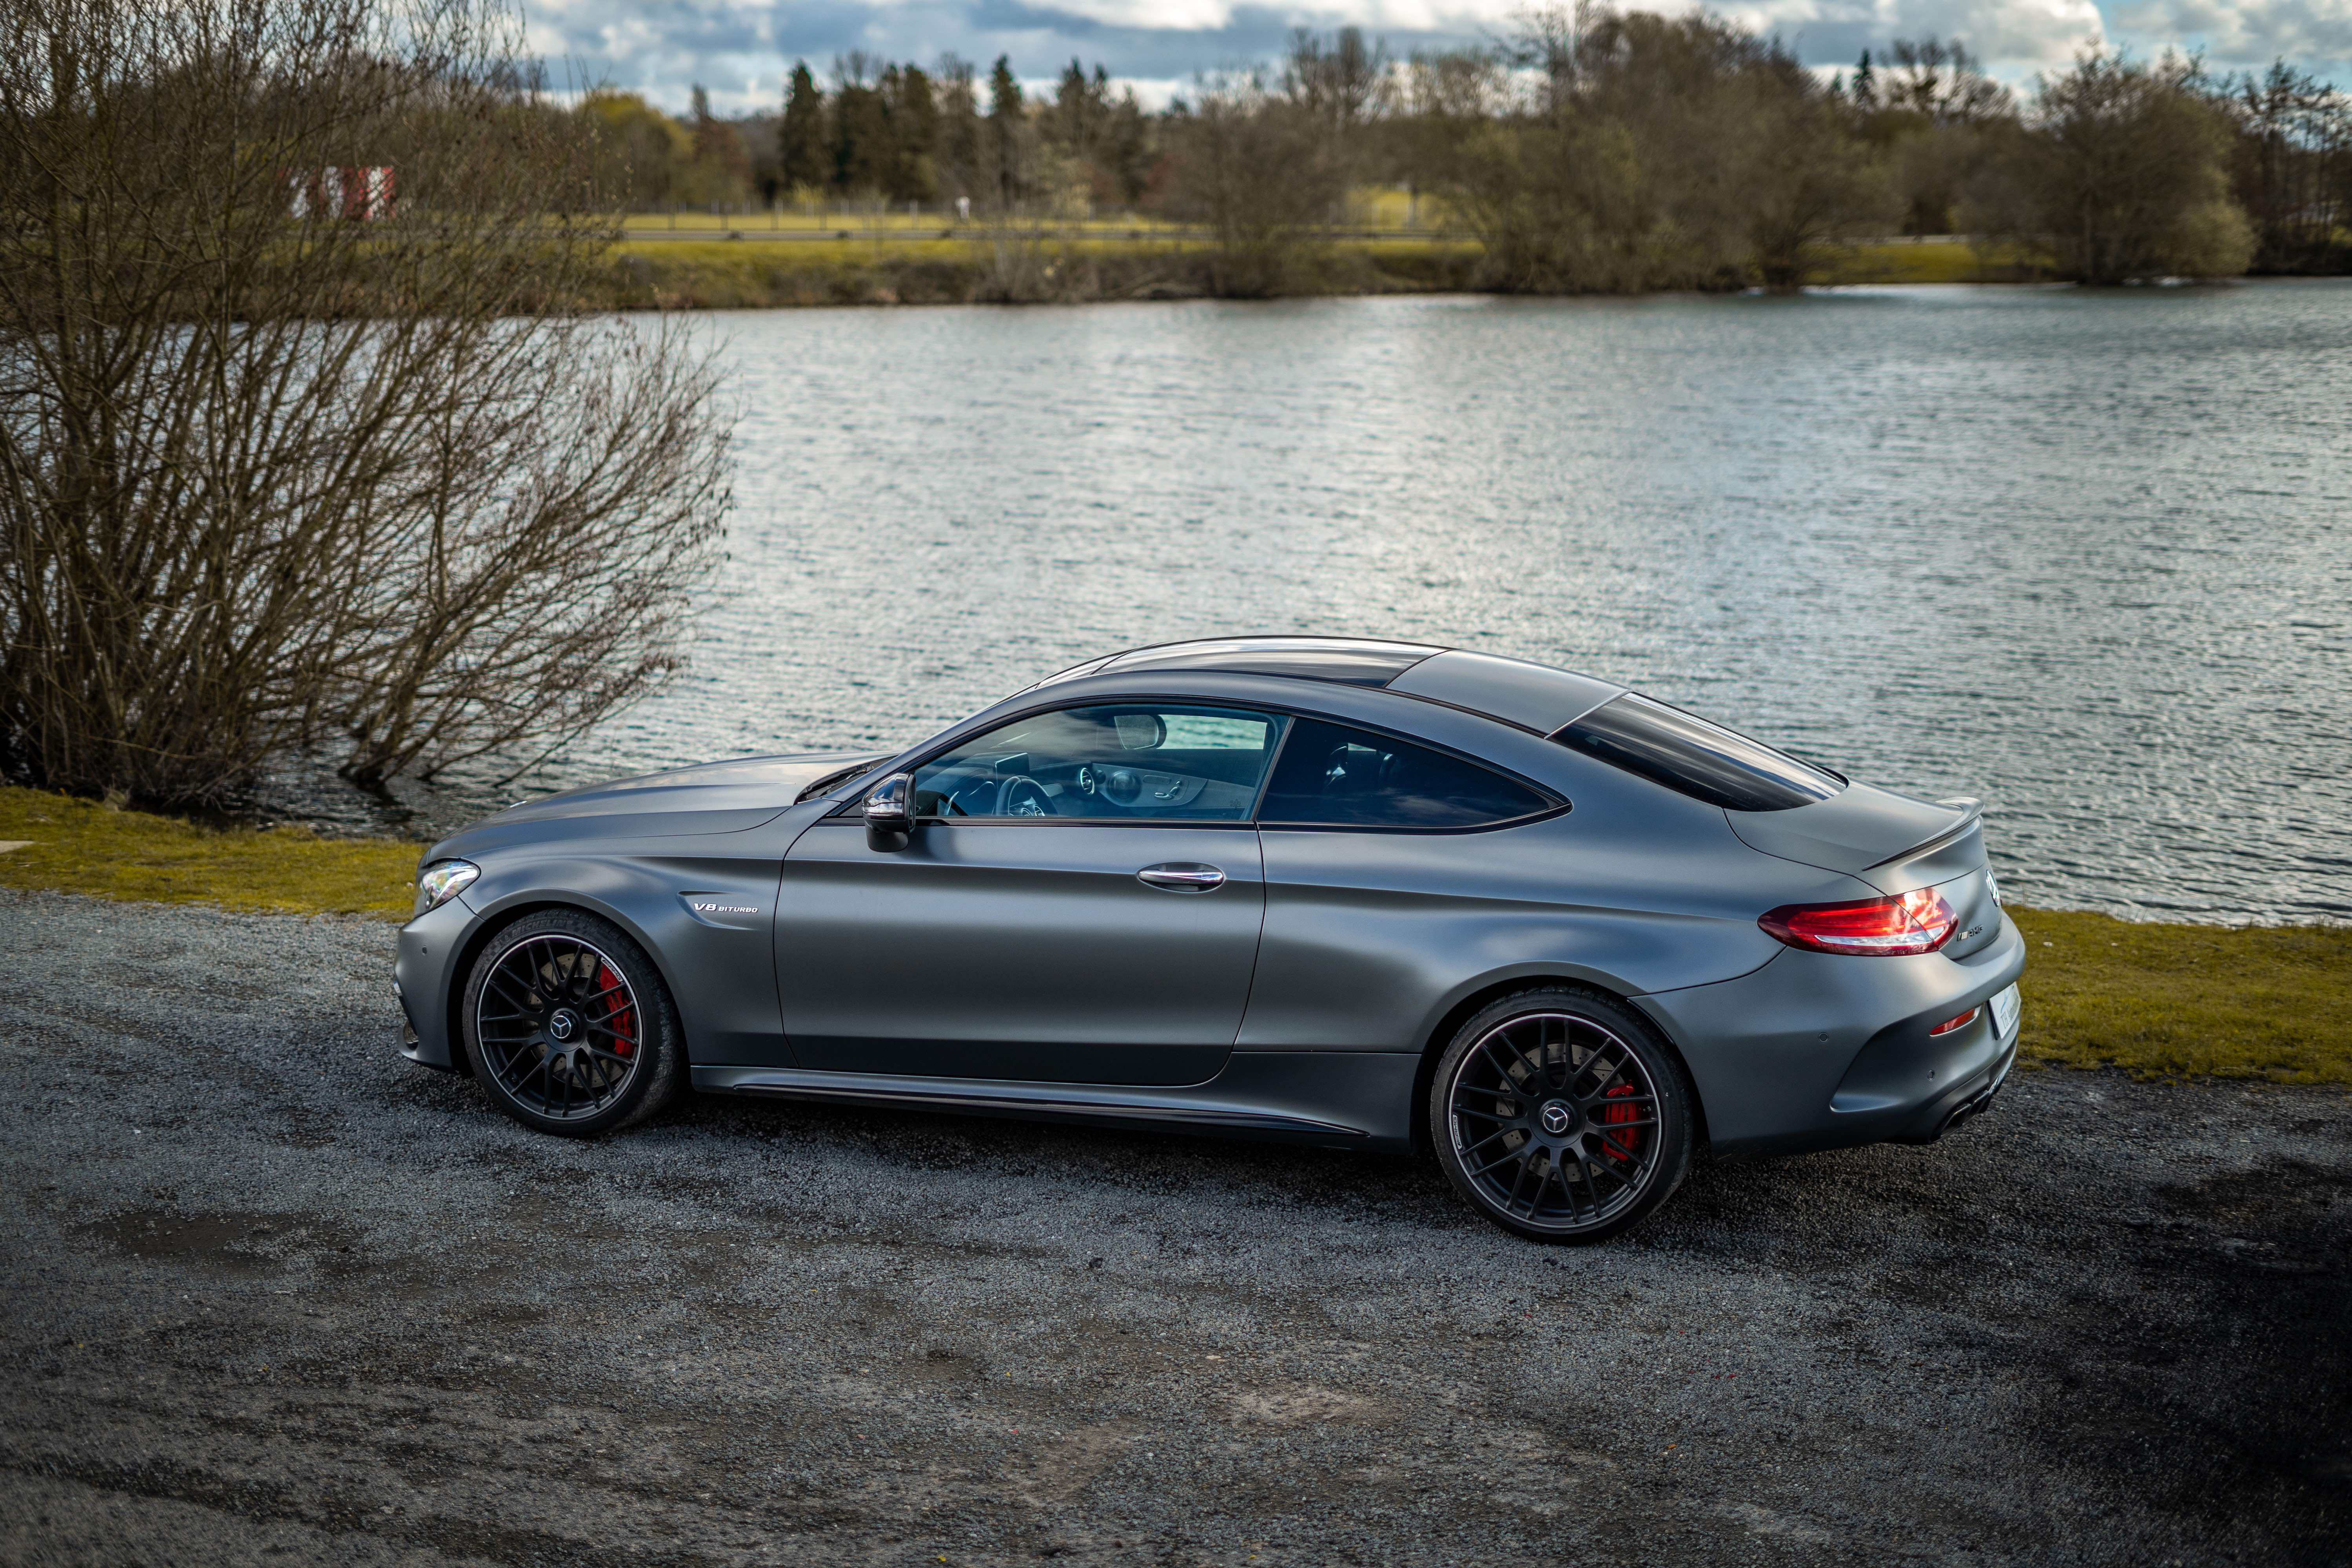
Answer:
[
  {"left": 1251, "top": 710, "right": 1581, "bottom": 832},
  {"left": 1252, "top": 710, "right": 1568, "bottom": 834},
  {"left": 887, "top": 698, "right": 1295, "bottom": 828},
  {"left": 826, "top": 691, "right": 1570, "bottom": 831}
]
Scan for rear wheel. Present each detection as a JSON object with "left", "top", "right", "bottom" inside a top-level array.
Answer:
[
  {"left": 1430, "top": 988, "right": 1694, "bottom": 1243},
  {"left": 461, "top": 909, "right": 682, "bottom": 1137}
]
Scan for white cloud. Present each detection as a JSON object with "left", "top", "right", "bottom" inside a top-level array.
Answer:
[
  {"left": 1037, "top": 0, "right": 1242, "bottom": 28},
  {"left": 2114, "top": 0, "right": 2352, "bottom": 60},
  {"left": 516, "top": 0, "right": 2352, "bottom": 116},
  {"left": 1720, "top": 0, "right": 2107, "bottom": 67}
]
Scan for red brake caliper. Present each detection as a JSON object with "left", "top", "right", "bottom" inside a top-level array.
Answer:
[
  {"left": 598, "top": 962, "right": 636, "bottom": 1057},
  {"left": 1599, "top": 1082, "right": 1642, "bottom": 1159}
]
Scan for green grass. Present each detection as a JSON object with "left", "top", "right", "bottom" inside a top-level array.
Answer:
[
  {"left": 1818, "top": 239, "right": 2049, "bottom": 285},
  {"left": 3, "top": 784, "right": 2343, "bottom": 1085},
  {"left": 619, "top": 237, "right": 974, "bottom": 263},
  {"left": 594, "top": 233, "right": 2047, "bottom": 309},
  {"left": 0, "top": 786, "right": 421, "bottom": 920},
  {"left": 597, "top": 234, "right": 1481, "bottom": 309},
  {"left": 2009, "top": 907, "right": 2351, "bottom": 1086},
  {"left": 618, "top": 212, "right": 1203, "bottom": 238}
]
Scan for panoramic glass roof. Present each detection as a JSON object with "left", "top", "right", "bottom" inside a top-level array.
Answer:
[{"left": 1028, "top": 639, "right": 1628, "bottom": 735}]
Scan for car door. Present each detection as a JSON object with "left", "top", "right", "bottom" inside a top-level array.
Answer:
[
  {"left": 774, "top": 702, "right": 1288, "bottom": 1087},
  {"left": 1240, "top": 716, "right": 1564, "bottom": 1053}
]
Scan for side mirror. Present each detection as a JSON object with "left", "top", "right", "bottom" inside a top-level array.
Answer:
[{"left": 864, "top": 771, "right": 915, "bottom": 852}]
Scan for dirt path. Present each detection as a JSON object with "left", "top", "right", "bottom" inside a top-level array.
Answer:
[{"left": 2, "top": 889, "right": 2346, "bottom": 1565}]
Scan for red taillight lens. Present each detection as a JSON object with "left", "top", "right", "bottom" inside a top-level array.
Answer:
[
  {"left": 1758, "top": 886, "right": 1959, "bottom": 956},
  {"left": 1928, "top": 1006, "right": 1982, "bottom": 1036}
]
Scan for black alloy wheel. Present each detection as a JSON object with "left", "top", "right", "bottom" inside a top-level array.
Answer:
[
  {"left": 1430, "top": 988, "right": 1694, "bottom": 1242},
  {"left": 461, "top": 908, "right": 681, "bottom": 1136}
]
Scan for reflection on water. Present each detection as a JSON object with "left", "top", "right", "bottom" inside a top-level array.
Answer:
[{"left": 358, "top": 281, "right": 2352, "bottom": 922}]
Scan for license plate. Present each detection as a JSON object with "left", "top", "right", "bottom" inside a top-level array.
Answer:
[{"left": 1990, "top": 983, "right": 2021, "bottom": 1040}]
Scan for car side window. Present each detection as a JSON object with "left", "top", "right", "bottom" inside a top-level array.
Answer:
[
  {"left": 1257, "top": 718, "right": 1554, "bottom": 829},
  {"left": 912, "top": 705, "right": 1287, "bottom": 822}
]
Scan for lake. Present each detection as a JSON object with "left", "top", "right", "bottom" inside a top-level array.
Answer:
[{"left": 378, "top": 281, "right": 2352, "bottom": 923}]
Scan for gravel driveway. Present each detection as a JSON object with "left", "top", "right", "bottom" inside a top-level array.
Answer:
[{"left": 2, "top": 887, "right": 2347, "bottom": 1566}]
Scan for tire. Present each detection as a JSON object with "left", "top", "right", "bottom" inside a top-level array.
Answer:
[
  {"left": 460, "top": 908, "right": 682, "bottom": 1137},
  {"left": 1429, "top": 987, "right": 1695, "bottom": 1243}
]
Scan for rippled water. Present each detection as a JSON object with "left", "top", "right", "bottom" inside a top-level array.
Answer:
[{"left": 372, "top": 281, "right": 2352, "bottom": 922}]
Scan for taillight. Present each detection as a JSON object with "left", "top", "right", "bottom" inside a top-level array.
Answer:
[
  {"left": 1758, "top": 886, "right": 1959, "bottom": 956},
  {"left": 1929, "top": 1006, "right": 1982, "bottom": 1036}
]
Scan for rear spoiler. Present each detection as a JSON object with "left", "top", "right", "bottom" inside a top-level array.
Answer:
[{"left": 1863, "top": 797, "right": 1983, "bottom": 872}]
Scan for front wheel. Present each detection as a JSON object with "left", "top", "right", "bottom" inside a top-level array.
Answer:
[
  {"left": 1430, "top": 988, "right": 1695, "bottom": 1243},
  {"left": 461, "top": 909, "right": 682, "bottom": 1137}
]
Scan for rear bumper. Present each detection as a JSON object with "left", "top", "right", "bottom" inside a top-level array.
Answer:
[{"left": 1634, "top": 912, "right": 2027, "bottom": 1161}]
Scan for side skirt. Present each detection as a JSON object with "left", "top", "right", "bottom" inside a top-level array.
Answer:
[{"left": 690, "top": 1051, "right": 1420, "bottom": 1152}]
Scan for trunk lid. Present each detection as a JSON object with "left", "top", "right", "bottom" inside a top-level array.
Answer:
[{"left": 1728, "top": 784, "right": 2005, "bottom": 960}]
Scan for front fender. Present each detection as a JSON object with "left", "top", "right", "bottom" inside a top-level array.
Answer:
[{"left": 422, "top": 844, "right": 793, "bottom": 1073}]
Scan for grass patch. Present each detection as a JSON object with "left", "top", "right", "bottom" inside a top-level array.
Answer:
[
  {"left": 593, "top": 234, "right": 2059, "bottom": 306},
  {"left": 2012, "top": 907, "right": 2352, "bottom": 1085},
  {"left": 1, "top": 786, "right": 2343, "bottom": 1086},
  {"left": 594, "top": 235, "right": 1481, "bottom": 309},
  {"left": 0, "top": 786, "right": 421, "bottom": 920},
  {"left": 1815, "top": 240, "right": 2051, "bottom": 285}
]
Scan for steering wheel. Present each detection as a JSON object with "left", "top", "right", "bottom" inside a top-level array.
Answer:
[{"left": 995, "top": 775, "right": 1054, "bottom": 818}]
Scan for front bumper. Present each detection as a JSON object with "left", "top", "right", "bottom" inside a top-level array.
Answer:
[
  {"left": 393, "top": 894, "right": 479, "bottom": 1071},
  {"left": 1635, "top": 912, "right": 2028, "bottom": 1161}
]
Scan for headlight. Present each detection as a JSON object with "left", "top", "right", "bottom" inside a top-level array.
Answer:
[{"left": 413, "top": 860, "right": 480, "bottom": 918}]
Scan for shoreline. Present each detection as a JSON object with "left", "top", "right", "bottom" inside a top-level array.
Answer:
[
  {"left": 5, "top": 783, "right": 2344, "bottom": 1086},
  {"left": 595, "top": 234, "right": 2060, "bottom": 310}
]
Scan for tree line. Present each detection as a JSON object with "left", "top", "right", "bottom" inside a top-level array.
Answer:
[
  {"left": 593, "top": 53, "right": 1155, "bottom": 215},
  {"left": 599, "top": 10, "right": 2351, "bottom": 287},
  {"left": 4, "top": 0, "right": 2347, "bottom": 811}
]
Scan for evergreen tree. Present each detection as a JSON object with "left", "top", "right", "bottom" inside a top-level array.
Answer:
[
  {"left": 1104, "top": 87, "right": 1152, "bottom": 207},
  {"left": 1053, "top": 59, "right": 1105, "bottom": 158},
  {"left": 686, "top": 85, "right": 751, "bottom": 207},
  {"left": 1853, "top": 49, "right": 1877, "bottom": 110},
  {"left": 778, "top": 62, "right": 828, "bottom": 194},
  {"left": 987, "top": 54, "right": 1026, "bottom": 205},
  {"left": 831, "top": 53, "right": 890, "bottom": 195},
  {"left": 933, "top": 55, "right": 984, "bottom": 206},
  {"left": 883, "top": 63, "right": 941, "bottom": 202}
]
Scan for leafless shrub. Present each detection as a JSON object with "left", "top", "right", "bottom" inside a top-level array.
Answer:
[
  {"left": 1162, "top": 71, "right": 1343, "bottom": 297},
  {"left": 0, "top": 0, "right": 729, "bottom": 806},
  {"left": 1400, "top": 6, "right": 1890, "bottom": 293},
  {"left": 1996, "top": 51, "right": 2254, "bottom": 283},
  {"left": 2210, "top": 62, "right": 2351, "bottom": 274}
]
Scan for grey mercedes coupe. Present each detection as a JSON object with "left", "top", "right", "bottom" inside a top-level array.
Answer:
[{"left": 396, "top": 637, "right": 2025, "bottom": 1241}]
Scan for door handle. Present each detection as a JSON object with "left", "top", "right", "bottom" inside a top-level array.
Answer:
[{"left": 1137, "top": 863, "right": 1225, "bottom": 893}]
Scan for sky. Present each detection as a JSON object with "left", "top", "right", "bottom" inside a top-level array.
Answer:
[{"left": 519, "top": 0, "right": 2352, "bottom": 114}]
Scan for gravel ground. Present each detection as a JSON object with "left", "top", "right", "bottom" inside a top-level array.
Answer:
[{"left": 2, "top": 888, "right": 2347, "bottom": 1567}]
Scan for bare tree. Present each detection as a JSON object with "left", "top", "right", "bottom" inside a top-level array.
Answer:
[
  {"left": 0, "top": 0, "right": 729, "bottom": 806},
  {"left": 1405, "top": 6, "right": 1887, "bottom": 292},
  {"left": 1844, "top": 37, "right": 2018, "bottom": 236},
  {"left": 1872, "top": 38, "right": 2014, "bottom": 125},
  {"left": 2013, "top": 51, "right": 2254, "bottom": 283},
  {"left": 1163, "top": 71, "right": 1343, "bottom": 296},
  {"left": 2213, "top": 62, "right": 2352, "bottom": 273}
]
